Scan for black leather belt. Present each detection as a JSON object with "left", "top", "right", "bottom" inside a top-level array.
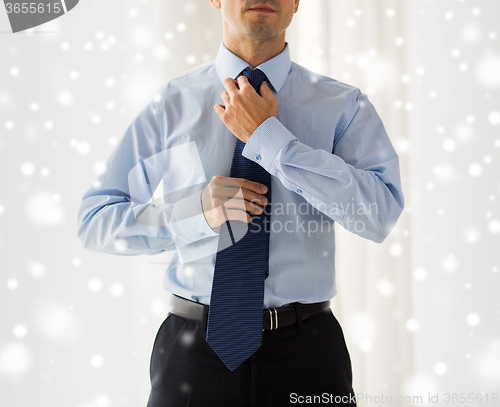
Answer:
[{"left": 169, "top": 294, "right": 331, "bottom": 331}]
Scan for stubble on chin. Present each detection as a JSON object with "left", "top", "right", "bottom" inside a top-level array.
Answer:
[{"left": 243, "top": 14, "right": 278, "bottom": 38}]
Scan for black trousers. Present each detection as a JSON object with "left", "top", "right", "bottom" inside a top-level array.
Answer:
[{"left": 146, "top": 309, "right": 357, "bottom": 406}]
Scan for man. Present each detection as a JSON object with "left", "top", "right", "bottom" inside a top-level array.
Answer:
[{"left": 77, "top": 0, "right": 405, "bottom": 405}]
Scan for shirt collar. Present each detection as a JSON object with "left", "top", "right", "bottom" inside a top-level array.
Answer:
[{"left": 214, "top": 41, "right": 292, "bottom": 93}]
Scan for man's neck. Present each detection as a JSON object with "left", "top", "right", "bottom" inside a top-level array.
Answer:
[{"left": 222, "top": 35, "right": 286, "bottom": 68}]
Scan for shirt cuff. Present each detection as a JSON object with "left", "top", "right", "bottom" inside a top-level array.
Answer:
[
  {"left": 170, "top": 189, "right": 219, "bottom": 245},
  {"left": 242, "top": 116, "right": 297, "bottom": 173}
]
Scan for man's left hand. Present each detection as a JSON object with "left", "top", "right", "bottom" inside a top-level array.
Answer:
[{"left": 214, "top": 76, "right": 278, "bottom": 143}]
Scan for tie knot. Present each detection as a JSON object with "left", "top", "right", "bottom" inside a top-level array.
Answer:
[{"left": 238, "top": 68, "right": 268, "bottom": 95}]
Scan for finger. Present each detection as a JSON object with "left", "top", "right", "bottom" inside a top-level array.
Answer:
[
  {"left": 237, "top": 75, "right": 253, "bottom": 91},
  {"left": 223, "top": 193, "right": 264, "bottom": 214},
  {"left": 241, "top": 188, "right": 268, "bottom": 206},
  {"left": 228, "top": 190, "right": 267, "bottom": 210},
  {"left": 220, "top": 196, "right": 264, "bottom": 215},
  {"left": 221, "top": 90, "right": 230, "bottom": 105},
  {"left": 223, "top": 77, "right": 239, "bottom": 95},
  {"left": 260, "top": 81, "right": 273, "bottom": 99},
  {"left": 211, "top": 185, "right": 266, "bottom": 211},
  {"left": 213, "top": 177, "right": 244, "bottom": 191},
  {"left": 216, "top": 176, "right": 267, "bottom": 194},
  {"left": 210, "top": 182, "right": 244, "bottom": 210},
  {"left": 213, "top": 177, "right": 267, "bottom": 198},
  {"left": 238, "top": 178, "right": 268, "bottom": 195},
  {"left": 214, "top": 104, "right": 225, "bottom": 117},
  {"left": 216, "top": 188, "right": 267, "bottom": 209}
]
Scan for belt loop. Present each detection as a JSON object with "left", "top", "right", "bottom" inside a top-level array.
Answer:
[
  {"left": 293, "top": 303, "right": 303, "bottom": 328},
  {"left": 201, "top": 304, "right": 209, "bottom": 331}
]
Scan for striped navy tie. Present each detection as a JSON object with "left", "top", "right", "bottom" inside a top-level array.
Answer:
[{"left": 206, "top": 67, "right": 272, "bottom": 371}]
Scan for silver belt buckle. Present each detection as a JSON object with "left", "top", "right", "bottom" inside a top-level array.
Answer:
[{"left": 263, "top": 308, "right": 278, "bottom": 331}]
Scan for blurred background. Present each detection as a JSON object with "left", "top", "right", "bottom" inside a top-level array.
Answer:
[{"left": 1, "top": 0, "right": 499, "bottom": 406}]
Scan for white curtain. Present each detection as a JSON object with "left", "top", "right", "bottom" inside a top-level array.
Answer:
[
  {"left": 288, "top": 1, "right": 413, "bottom": 402},
  {"left": 289, "top": 1, "right": 500, "bottom": 405}
]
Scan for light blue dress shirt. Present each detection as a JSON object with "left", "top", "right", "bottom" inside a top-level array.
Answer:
[{"left": 77, "top": 41, "right": 405, "bottom": 308}]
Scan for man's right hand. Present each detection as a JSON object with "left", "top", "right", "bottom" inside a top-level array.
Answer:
[{"left": 201, "top": 176, "right": 268, "bottom": 230}]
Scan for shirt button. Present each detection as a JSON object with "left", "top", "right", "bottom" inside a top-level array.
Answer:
[
  {"left": 255, "top": 154, "right": 261, "bottom": 161},
  {"left": 296, "top": 188, "right": 302, "bottom": 194},
  {"left": 200, "top": 232, "right": 206, "bottom": 237}
]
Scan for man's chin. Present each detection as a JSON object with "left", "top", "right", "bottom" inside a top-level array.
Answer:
[{"left": 246, "top": 28, "right": 279, "bottom": 39}]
